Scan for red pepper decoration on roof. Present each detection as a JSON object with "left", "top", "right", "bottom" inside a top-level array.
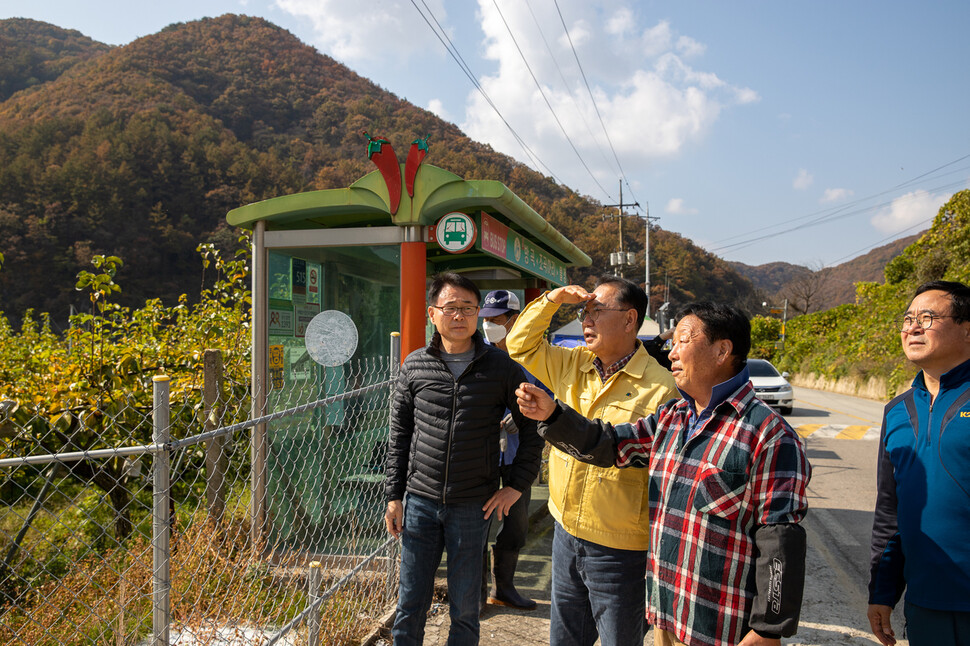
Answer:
[
  {"left": 405, "top": 135, "right": 431, "bottom": 198},
  {"left": 363, "top": 131, "right": 402, "bottom": 214}
]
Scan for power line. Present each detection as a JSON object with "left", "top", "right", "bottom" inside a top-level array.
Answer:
[
  {"left": 710, "top": 154, "right": 970, "bottom": 248},
  {"left": 553, "top": 0, "right": 642, "bottom": 210},
  {"left": 710, "top": 176, "right": 968, "bottom": 256},
  {"left": 490, "top": 0, "right": 612, "bottom": 199},
  {"left": 408, "top": 0, "right": 565, "bottom": 185},
  {"left": 521, "top": 0, "right": 619, "bottom": 184},
  {"left": 826, "top": 218, "right": 932, "bottom": 266}
]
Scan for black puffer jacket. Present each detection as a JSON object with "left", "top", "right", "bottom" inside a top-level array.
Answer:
[{"left": 385, "top": 331, "right": 542, "bottom": 504}]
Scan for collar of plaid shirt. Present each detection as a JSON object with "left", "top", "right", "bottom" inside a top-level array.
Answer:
[{"left": 593, "top": 340, "right": 641, "bottom": 382}]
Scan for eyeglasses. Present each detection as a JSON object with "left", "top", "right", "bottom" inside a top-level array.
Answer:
[
  {"left": 897, "top": 313, "right": 956, "bottom": 331},
  {"left": 576, "top": 307, "right": 629, "bottom": 323},
  {"left": 432, "top": 305, "right": 480, "bottom": 317}
]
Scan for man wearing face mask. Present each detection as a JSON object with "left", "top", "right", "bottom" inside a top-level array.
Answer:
[{"left": 480, "top": 289, "right": 548, "bottom": 611}]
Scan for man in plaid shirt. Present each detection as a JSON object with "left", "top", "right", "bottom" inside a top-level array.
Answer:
[{"left": 517, "top": 302, "right": 811, "bottom": 646}]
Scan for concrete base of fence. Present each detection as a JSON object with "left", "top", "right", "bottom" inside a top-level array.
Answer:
[
  {"left": 790, "top": 372, "right": 909, "bottom": 400},
  {"left": 359, "top": 607, "right": 396, "bottom": 646}
]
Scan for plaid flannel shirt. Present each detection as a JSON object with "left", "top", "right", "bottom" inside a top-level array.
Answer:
[
  {"left": 621, "top": 381, "right": 809, "bottom": 646},
  {"left": 541, "top": 380, "right": 810, "bottom": 646}
]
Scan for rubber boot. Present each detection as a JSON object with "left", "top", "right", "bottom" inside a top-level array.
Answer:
[{"left": 487, "top": 547, "right": 536, "bottom": 610}]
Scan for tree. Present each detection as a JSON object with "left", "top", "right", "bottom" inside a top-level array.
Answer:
[
  {"left": 782, "top": 261, "right": 830, "bottom": 316},
  {"left": 750, "top": 316, "right": 782, "bottom": 361},
  {"left": 0, "top": 240, "right": 252, "bottom": 541}
]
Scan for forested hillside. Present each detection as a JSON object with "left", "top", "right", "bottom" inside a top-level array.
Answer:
[
  {"left": 770, "top": 191, "right": 969, "bottom": 395},
  {"left": 0, "top": 19, "right": 110, "bottom": 101},
  {"left": 0, "top": 15, "right": 758, "bottom": 325}
]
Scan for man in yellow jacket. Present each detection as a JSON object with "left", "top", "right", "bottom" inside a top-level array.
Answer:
[{"left": 506, "top": 276, "right": 677, "bottom": 646}]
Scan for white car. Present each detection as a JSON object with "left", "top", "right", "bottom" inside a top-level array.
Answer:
[{"left": 747, "top": 359, "right": 794, "bottom": 415}]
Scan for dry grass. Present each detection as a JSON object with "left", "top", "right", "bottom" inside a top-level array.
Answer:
[{"left": 0, "top": 507, "right": 395, "bottom": 645}]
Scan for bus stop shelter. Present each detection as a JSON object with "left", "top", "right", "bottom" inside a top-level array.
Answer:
[{"left": 227, "top": 141, "right": 591, "bottom": 549}]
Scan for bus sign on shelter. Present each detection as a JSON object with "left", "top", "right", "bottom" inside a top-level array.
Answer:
[
  {"left": 432, "top": 211, "right": 477, "bottom": 254},
  {"left": 479, "top": 212, "right": 568, "bottom": 285}
]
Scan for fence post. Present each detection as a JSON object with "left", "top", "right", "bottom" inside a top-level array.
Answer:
[
  {"left": 203, "top": 349, "right": 227, "bottom": 524},
  {"left": 307, "top": 561, "right": 323, "bottom": 646},
  {"left": 386, "top": 333, "right": 401, "bottom": 602},
  {"left": 153, "top": 375, "right": 171, "bottom": 646},
  {"left": 251, "top": 219, "right": 269, "bottom": 549}
]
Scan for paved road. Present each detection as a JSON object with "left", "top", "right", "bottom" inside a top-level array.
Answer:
[
  {"left": 788, "top": 387, "right": 906, "bottom": 645},
  {"left": 385, "top": 387, "right": 908, "bottom": 645}
]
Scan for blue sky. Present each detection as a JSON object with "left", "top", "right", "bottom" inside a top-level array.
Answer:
[{"left": 3, "top": 0, "right": 968, "bottom": 268}]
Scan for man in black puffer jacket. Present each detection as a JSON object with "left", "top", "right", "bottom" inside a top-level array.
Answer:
[{"left": 385, "top": 272, "right": 542, "bottom": 646}]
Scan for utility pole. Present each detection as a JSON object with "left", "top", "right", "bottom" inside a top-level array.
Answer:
[
  {"left": 604, "top": 181, "right": 636, "bottom": 279},
  {"left": 604, "top": 181, "right": 659, "bottom": 313}
]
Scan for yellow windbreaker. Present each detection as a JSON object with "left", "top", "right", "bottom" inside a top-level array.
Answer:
[{"left": 506, "top": 293, "right": 677, "bottom": 550}]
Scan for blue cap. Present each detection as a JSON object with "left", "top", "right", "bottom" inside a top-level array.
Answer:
[{"left": 480, "top": 290, "right": 521, "bottom": 317}]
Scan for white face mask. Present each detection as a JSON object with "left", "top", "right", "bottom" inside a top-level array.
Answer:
[{"left": 482, "top": 320, "right": 508, "bottom": 343}]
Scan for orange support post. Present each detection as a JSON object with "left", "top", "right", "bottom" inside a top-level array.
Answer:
[{"left": 400, "top": 233, "right": 427, "bottom": 361}]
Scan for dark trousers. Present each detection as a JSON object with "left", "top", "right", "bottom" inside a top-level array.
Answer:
[
  {"left": 905, "top": 600, "right": 970, "bottom": 646},
  {"left": 494, "top": 464, "right": 531, "bottom": 552}
]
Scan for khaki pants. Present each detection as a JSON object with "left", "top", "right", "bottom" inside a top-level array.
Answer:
[{"left": 653, "top": 628, "right": 688, "bottom": 646}]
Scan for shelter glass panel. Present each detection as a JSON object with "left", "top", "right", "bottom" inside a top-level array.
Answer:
[{"left": 264, "top": 245, "right": 400, "bottom": 554}]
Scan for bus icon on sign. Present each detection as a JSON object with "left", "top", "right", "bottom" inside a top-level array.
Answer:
[
  {"left": 436, "top": 212, "right": 476, "bottom": 254},
  {"left": 443, "top": 216, "right": 468, "bottom": 245}
]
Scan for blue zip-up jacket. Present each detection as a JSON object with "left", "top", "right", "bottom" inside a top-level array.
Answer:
[{"left": 868, "top": 357, "right": 970, "bottom": 610}]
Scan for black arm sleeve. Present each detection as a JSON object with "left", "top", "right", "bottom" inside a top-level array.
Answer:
[
  {"left": 537, "top": 401, "right": 621, "bottom": 468},
  {"left": 748, "top": 523, "right": 807, "bottom": 638}
]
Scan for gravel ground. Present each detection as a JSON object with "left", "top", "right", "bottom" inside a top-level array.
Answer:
[{"left": 369, "top": 507, "right": 908, "bottom": 646}]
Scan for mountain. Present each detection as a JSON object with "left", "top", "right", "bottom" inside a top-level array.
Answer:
[
  {"left": 0, "top": 19, "right": 110, "bottom": 102},
  {"left": 813, "top": 234, "right": 920, "bottom": 308},
  {"left": 727, "top": 261, "right": 811, "bottom": 296},
  {"left": 0, "top": 15, "right": 758, "bottom": 324},
  {"left": 730, "top": 234, "right": 920, "bottom": 314}
]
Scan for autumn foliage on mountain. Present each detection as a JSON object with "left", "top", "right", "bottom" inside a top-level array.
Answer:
[{"left": 0, "top": 14, "right": 763, "bottom": 324}]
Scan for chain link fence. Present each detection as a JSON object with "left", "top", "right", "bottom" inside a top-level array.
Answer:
[{"left": 0, "top": 345, "right": 400, "bottom": 645}]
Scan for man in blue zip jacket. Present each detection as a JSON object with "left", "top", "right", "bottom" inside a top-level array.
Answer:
[
  {"left": 385, "top": 273, "right": 542, "bottom": 646},
  {"left": 868, "top": 280, "right": 970, "bottom": 646}
]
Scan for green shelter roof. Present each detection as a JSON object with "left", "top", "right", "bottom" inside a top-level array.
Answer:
[{"left": 227, "top": 164, "right": 591, "bottom": 270}]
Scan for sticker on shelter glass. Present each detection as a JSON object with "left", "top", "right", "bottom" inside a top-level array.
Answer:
[{"left": 304, "top": 310, "right": 358, "bottom": 367}]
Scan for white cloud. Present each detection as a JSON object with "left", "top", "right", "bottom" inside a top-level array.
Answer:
[
  {"left": 605, "top": 9, "right": 634, "bottom": 37},
  {"left": 639, "top": 21, "right": 674, "bottom": 58},
  {"left": 793, "top": 169, "right": 813, "bottom": 190},
  {"left": 820, "top": 188, "right": 853, "bottom": 203},
  {"left": 276, "top": 0, "right": 759, "bottom": 203},
  {"left": 274, "top": 0, "right": 449, "bottom": 63},
  {"left": 426, "top": 99, "right": 452, "bottom": 122},
  {"left": 666, "top": 198, "right": 698, "bottom": 215},
  {"left": 871, "top": 190, "right": 950, "bottom": 234},
  {"left": 675, "top": 35, "right": 705, "bottom": 58},
  {"left": 460, "top": 0, "right": 757, "bottom": 198}
]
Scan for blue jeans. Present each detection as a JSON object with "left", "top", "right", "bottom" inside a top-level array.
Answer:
[
  {"left": 392, "top": 493, "right": 491, "bottom": 646},
  {"left": 905, "top": 600, "right": 970, "bottom": 646},
  {"left": 550, "top": 521, "right": 647, "bottom": 646}
]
